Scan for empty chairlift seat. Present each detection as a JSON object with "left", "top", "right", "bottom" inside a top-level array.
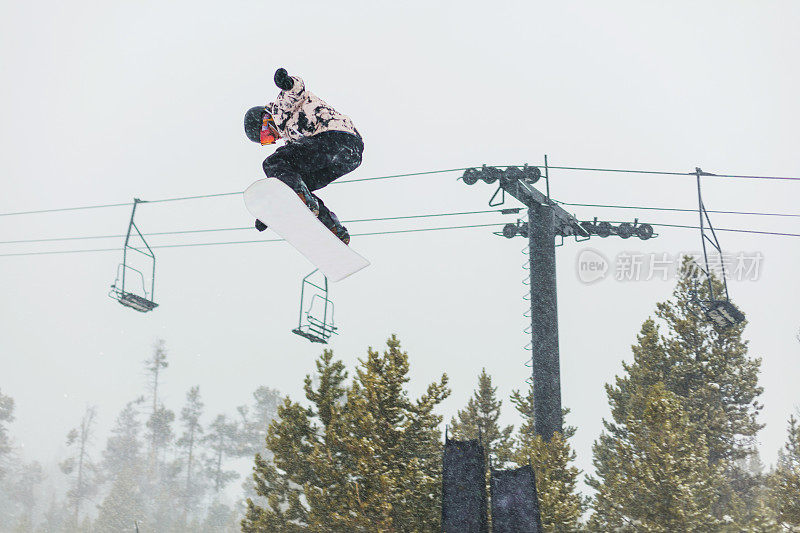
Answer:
[{"left": 108, "top": 199, "right": 158, "bottom": 313}]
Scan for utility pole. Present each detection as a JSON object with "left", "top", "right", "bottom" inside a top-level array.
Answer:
[{"left": 462, "top": 163, "right": 656, "bottom": 441}]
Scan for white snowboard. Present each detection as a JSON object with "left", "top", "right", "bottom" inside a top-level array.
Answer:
[{"left": 243, "top": 178, "right": 370, "bottom": 282}]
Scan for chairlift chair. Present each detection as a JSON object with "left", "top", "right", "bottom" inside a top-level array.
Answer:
[
  {"left": 108, "top": 199, "right": 158, "bottom": 312},
  {"left": 688, "top": 168, "right": 745, "bottom": 328},
  {"left": 292, "top": 269, "right": 337, "bottom": 343},
  {"left": 109, "top": 264, "right": 158, "bottom": 312}
]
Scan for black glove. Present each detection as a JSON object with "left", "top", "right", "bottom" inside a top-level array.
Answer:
[
  {"left": 255, "top": 219, "right": 268, "bottom": 232},
  {"left": 274, "top": 68, "right": 294, "bottom": 91}
]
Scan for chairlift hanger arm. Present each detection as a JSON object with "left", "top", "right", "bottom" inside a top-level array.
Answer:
[
  {"left": 130, "top": 222, "right": 156, "bottom": 259},
  {"left": 690, "top": 167, "right": 743, "bottom": 321},
  {"left": 694, "top": 167, "right": 736, "bottom": 302}
]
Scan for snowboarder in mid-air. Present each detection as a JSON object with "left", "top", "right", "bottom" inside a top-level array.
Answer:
[{"left": 244, "top": 68, "right": 363, "bottom": 244}]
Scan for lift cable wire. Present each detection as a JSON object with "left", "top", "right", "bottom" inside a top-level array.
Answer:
[
  {"left": 1, "top": 164, "right": 798, "bottom": 218},
  {"left": 0, "top": 169, "right": 470, "bottom": 218},
  {"left": 594, "top": 220, "right": 800, "bottom": 238},
  {"left": 555, "top": 200, "right": 800, "bottom": 218},
  {"left": 0, "top": 222, "right": 507, "bottom": 257},
  {"left": 644, "top": 223, "right": 800, "bottom": 238},
  {"left": 2, "top": 202, "right": 799, "bottom": 247},
  {"left": 0, "top": 208, "right": 515, "bottom": 245},
  {"left": 0, "top": 201, "right": 135, "bottom": 218},
  {"left": 545, "top": 165, "right": 800, "bottom": 181},
  {"left": 0, "top": 220, "right": 798, "bottom": 259},
  {"left": 332, "top": 167, "right": 471, "bottom": 184}
]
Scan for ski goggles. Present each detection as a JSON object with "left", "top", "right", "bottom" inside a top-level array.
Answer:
[{"left": 260, "top": 111, "right": 281, "bottom": 145}]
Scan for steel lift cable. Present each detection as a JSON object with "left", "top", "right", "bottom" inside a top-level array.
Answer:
[
  {"left": 0, "top": 222, "right": 510, "bottom": 257},
  {"left": 1, "top": 164, "right": 797, "bottom": 217},
  {"left": 0, "top": 208, "right": 518, "bottom": 245}
]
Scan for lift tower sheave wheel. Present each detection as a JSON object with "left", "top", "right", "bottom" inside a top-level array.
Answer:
[{"left": 108, "top": 198, "right": 158, "bottom": 313}]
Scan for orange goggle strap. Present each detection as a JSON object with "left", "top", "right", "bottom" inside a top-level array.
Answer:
[{"left": 260, "top": 112, "right": 281, "bottom": 145}]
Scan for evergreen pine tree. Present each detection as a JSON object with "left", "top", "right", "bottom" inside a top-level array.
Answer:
[
  {"left": 146, "top": 339, "right": 169, "bottom": 406},
  {"left": 140, "top": 340, "right": 186, "bottom": 529},
  {"left": 243, "top": 336, "right": 450, "bottom": 532},
  {"left": 450, "top": 369, "right": 515, "bottom": 530},
  {"left": 150, "top": 458, "right": 185, "bottom": 532},
  {"left": 10, "top": 461, "right": 44, "bottom": 531},
  {"left": 203, "top": 414, "right": 239, "bottom": 494},
  {"left": 590, "top": 259, "right": 764, "bottom": 527},
  {"left": 720, "top": 452, "right": 778, "bottom": 532},
  {"left": 235, "top": 386, "right": 280, "bottom": 458},
  {"left": 142, "top": 404, "right": 183, "bottom": 530},
  {"left": 98, "top": 396, "right": 146, "bottom": 529},
  {"left": 0, "top": 388, "right": 15, "bottom": 528},
  {"left": 144, "top": 340, "right": 173, "bottom": 473},
  {"left": 588, "top": 383, "right": 725, "bottom": 531},
  {"left": 341, "top": 336, "right": 450, "bottom": 532},
  {"left": 653, "top": 259, "right": 763, "bottom": 464},
  {"left": 769, "top": 414, "right": 800, "bottom": 529},
  {"left": 146, "top": 405, "right": 175, "bottom": 472},
  {"left": 102, "top": 398, "right": 145, "bottom": 476},
  {"left": 59, "top": 405, "right": 98, "bottom": 529},
  {"left": 235, "top": 386, "right": 281, "bottom": 511},
  {"left": 94, "top": 466, "right": 146, "bottom": 531},
  {"left": 243, "top": 349, "right": 347, "bottom": 532},
  {"left": 202, "top": 499, "right": 240, "bottom": 533},
  {"left": 39, "top": 493, "right": 69, "bottom": 533},
  {"left": 0, "top": 388, "right": 14, "bottom": 479},
  {"left": 177, "top": 385, "right": 206, "bottom": 516},
  {"left": 509, "top": 385, "right": 584, "bottom": 531},
  {"left": 450, "top": 368, "right": 514, "bottom": 467}
]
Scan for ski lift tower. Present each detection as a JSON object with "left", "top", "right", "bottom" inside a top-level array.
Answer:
[
  {"left": 462, "top": 161, "right": 657, "bottom": 441},
  {"left": 109, "top": 198, "right": 158, "bottom": 312}
]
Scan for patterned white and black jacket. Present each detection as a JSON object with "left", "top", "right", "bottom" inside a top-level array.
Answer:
[{"left": 267, "top": 76, "right": 359, "bottom": 142}]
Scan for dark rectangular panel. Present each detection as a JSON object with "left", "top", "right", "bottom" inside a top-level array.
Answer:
[
  {"left": 490, "top": 466, "right": 542, "bottom": 533},
  {"left": 442, "top": 438, "right": 488, "bottom": 533}
]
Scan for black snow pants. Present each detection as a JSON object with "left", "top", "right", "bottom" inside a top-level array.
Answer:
[{"left": 262, "top": 131, "right": 364, "bottom": 229}]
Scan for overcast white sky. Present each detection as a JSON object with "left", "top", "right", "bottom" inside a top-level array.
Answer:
[{"left": 1, "top": 0, "right": 799, "bottom": 494}]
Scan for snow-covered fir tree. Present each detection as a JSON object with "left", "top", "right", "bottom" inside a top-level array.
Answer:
[
  {"left": 203, "top": 414, "right": 239, "bottom": 495},
  {"left": 589, "top": 383, "right": 725, "bottom": 531},
  {"left": 0, "top": 388, "right": 13, "bottom": 478},
  {"left": 243, "top": 336, "right": 450, "bottom": 532},
  {"left": 769, "top": 414, "right": 800, "bottom": 529},
  {"left": 450, "top": 368, "right": 514, "bottom": 467},
  {"left": 510, "top": 386, "right": 585, "bottom": 531},
  {"left": 588, "top": 258, "right": 766, "bottom": 529},
  {"left": 177, "top": 385, "right": 206, "bottom": 517},
  {"left": 449, "top": 368, "right": 515, "bottom": 530},
  {"left": 59, "top": 405, "right": 99, "bottom": 530}
]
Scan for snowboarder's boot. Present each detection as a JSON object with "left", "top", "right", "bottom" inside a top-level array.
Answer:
[
  {"left": 330, "top": 223, "right": 350, "bottom": 245},
  {"left": 293, "top": 181, "right": 320, "bottom": 217},
  {"left": 321, "top": 211, "right": 350, "bottom": 245}
]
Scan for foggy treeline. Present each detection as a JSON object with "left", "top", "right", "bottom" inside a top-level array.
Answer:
[{"left": 0, "top": 340, "right": 281, "bottom": 532}]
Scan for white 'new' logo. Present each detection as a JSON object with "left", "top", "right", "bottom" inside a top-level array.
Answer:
[{"left": 577, "top": 249, "right": 609, "bottom": 284}]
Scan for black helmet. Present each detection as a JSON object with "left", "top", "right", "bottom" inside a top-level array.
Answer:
[{"left": 244, "top": 106, "right": 266, "bottom": 143}]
